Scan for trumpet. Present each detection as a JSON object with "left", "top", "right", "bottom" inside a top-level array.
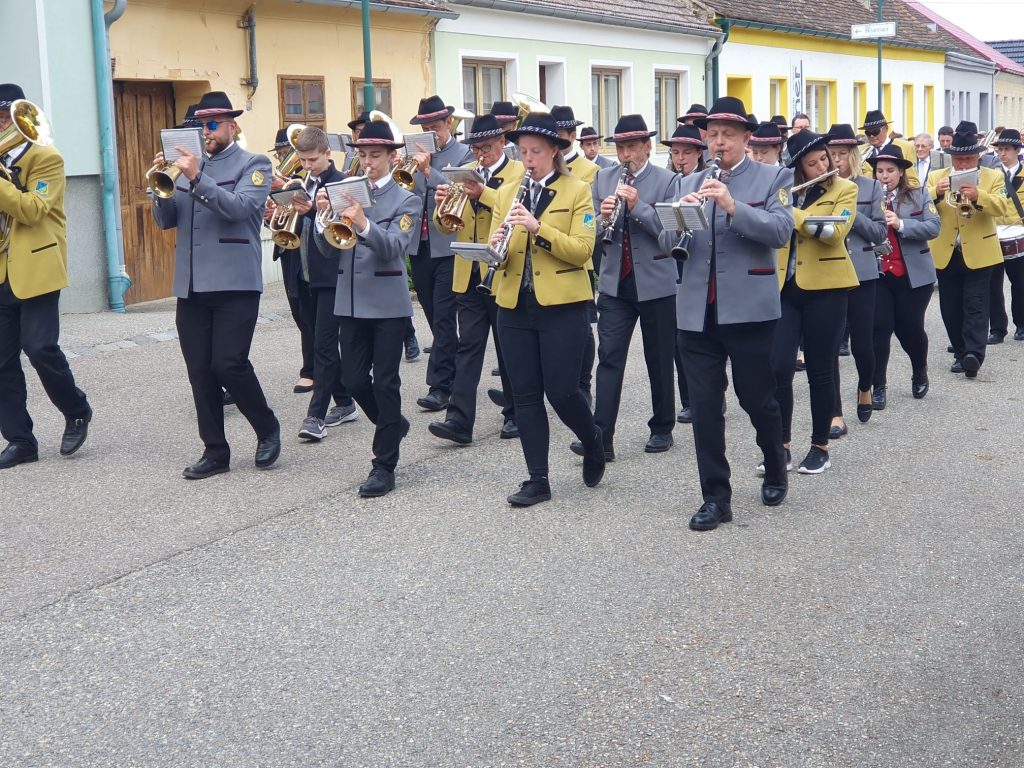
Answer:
[
  {"left": 392, "top": 154, "right": 419, "bottom": 191},
  {"left": 478, "top": 174, "right": 531, "bottom": 296},
  {"left": 0, "top": 99, "right": 53, "bottom": 251},
  {"left": 600, "top": 162, "right": 632, "bottom": 244},
  {"left": 146, "top": 161, "right": 182, "bottom": 199},
  {"left": 269, "top": 178, "right": 305, "bottom": 250},
  {"left": 670, "top": 151, "right": 724, "bottom": 260},
  {"left": 946, "top": 189, "right": 975, "bottom": 219},
  {"left": 436, "top": 182, "right": 469, "bottom": 235},
  {"left": 316, "top": 207, "right": 358, "bottom": 250}
]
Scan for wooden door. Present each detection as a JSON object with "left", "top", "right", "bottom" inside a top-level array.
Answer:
[{"left": 114, "top": 81, "right": 178, "bottom": 304}]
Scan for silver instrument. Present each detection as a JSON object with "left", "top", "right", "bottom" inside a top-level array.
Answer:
[
  {"left": 600, "top": 163, "right": 632, "bottom": 245},
  {"left": 478, "top": 174, "right": 532, "bottom": 296},
  {"left": 873, "top": 183, "right": 895, "bottom": 263},
  {"left": 671, "top": 151, "right": 723, "bottom": 261}
]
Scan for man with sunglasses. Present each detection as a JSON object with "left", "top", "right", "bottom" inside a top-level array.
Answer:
[
  {"left": 151, "top": 91, "right": 279, "bottom": 479},
  {"left": 860, "top": 110, "right": 919, "bottom": 187}
]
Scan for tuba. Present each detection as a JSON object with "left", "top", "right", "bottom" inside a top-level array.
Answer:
[
  {"left": 449, "top": 107, "right": 474, "bottom": 138},
  {"left": 269, "top": 178, "right": 305, "bottom": 250},
  {"left": 275, "top": 123, "right": 308, "bottom": 179},
  {"left": 510, "top": 92, "right": 549, "bottom": 127},
  {"left": 0, "top": 99, "right": 54, "bottom": 251}
]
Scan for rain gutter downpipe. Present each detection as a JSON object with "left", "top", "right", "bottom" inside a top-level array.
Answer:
[
  {"left": 91, "top": 0, "right": 131, "bottom": 312},
  {"left": 709, "top": 19, "right": 729, "bottom": 104}
]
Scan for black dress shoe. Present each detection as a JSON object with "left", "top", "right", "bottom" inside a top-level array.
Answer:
[
  {"left": 582, "top": 427, "right": 606, "bottom": 488},
  {"left": 795, "top": 356, "right": 806, "bottom": 372},
  {"left": 569, "top": 438, "right": 614, "bottom": 462},
  {"left": 222, "top": 389, "right": 236, "bottom": 405},
  {"left": 491, "top": 367, "right": 501, "bottom": 376},
  {"left": 0, "top": 443, "right": 39, "bottom": 470},
  {"left": 947, "top": 344, "right": 955, "bottom": 353},
  {"left": 404, "top": 335, "right": 421, "bottom": 362},
  {"left": 400, "top": 416, "right": 411, "bottom": 440},
  {"left": 761, "top": 480, "right": 788, "bottom": 507},
  {"left": 60, "top": 406, "right": 93, "bottom": 456},
  {"left": 962, "top": 352, "right": 980, "bottom": 378},
  {"left": 255, "top": 428, "right": 281, "bottom": 469},
  {"left": 183, "top": 456, "right": 230, "bottom": 480},
  {"left": 487, "top": 388, "right": 507, "bottom": 409},
  {"left": 423, "top": 345, "right": 432, "bottom": 354},
  {"left": 911, "top": 371, "right": 929, "bottom": 399},
  {"left": 838, "top": 340, "right": 850, "bottom": 356},
  {"left": 292, "top": 380, "right": 314, "bottom": 394},
  {"left": 1015, "top": 327, "right": 1024, "bottom": 341},
  {"left": 987, "top": 332, "right": 1004, "bottom": 345},
  {"left": 644, "top": 433, "right": 673, "bottom": 453},
  {"left": 416, "top": 389, "right": 449, "bottom": 411},
  {"left": 500, "top": 419, "right": 519, "bottom": 439},
  {"left": 677, "top": 405, "right": 692, "bottom": 424},
  {"left": 829, "top": 422, "right": 848, "bottom": 439},
  {"left": 856, "top": 402, "right": 873, "bottom": 423},
  {"left": 359, "top": 467, "right": 395, "bottom": 497},
  {"left": 872, "top": 386, "right": 887, "bottom": 410},
  {"left": 689, "top": 501, "right": 733, "bottom": 531},
  {"left": 508, "top": 478, "right": 551, "bottom": 507},
  {"left": 428, "top": 419, "right": 472, "bottom": 445},
  {"left": 950, "top": 359, "right": 964, "bottom": 374}
]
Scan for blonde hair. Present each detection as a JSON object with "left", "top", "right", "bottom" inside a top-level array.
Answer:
[{"left": 829, "top": 144, "right": 862, "bottom": 179}]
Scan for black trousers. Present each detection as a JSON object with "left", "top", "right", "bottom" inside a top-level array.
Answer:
[
  {"left": 579, "top": 298, "right": 597, "bottom": 395},
  {"left": 0, "top": 283, "right": 90, "bottom": 450},
  {"left": 937, "top": 247, "right": 992, "bottom": 363},
  {"left": 873, "top": 272, "right": 932, "bottom": 388},
  {"left": 833, "top": 279, "right": 876, "bottom": 416},
  {"left": 307, "top": 287, "right": 353, "bottom": 420},
  {"left": 282, "top": 257, "right": 315, "bottom": 380},
  {"left": 677, "top": 312, "right": 786, "bottom": 504},
  {"left": 674, "top": 335, "right": 690, "bottom": 408},
  {"left": 594, "top": 292, "right": 676, "bottom": 440},
  {"left": 772, "top": 281, "right": 847, "bottom": 446},
  {"left": 175, "top": 291, "right": 278, "bottom": 462},
  {"left": 989, "top": 258, "right": 1024, "bottom": 336},
  {"left": 411, "top": 243, "right": 457, "bottom": 393},
  {"left": 446, "top": 272, "right": 514, "bottom": 433},
  {"left": 497, "top": 294, "right": 598, "bottom": 479},
  {"left": 338, "top": 316, "right": 406, "bottom": 472}
]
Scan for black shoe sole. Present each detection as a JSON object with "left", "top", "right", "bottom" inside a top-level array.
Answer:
[
  {"left": 255, "top": 444, "right": 281, "bottom": 469},
  {"left": 689, "top": 512, "right": 733, "bottom": 531},
  {"left": 359, "top": 486, "right": 394, "bottom": 498},
  {"left": 183, "top": 465, "right": 230, "bottom": 480},
  {"left": 60, "top": 437, "right": 88, "bottom": 457},
  {"left": 508, "top": 491, "right": 552, "bottom": 507},
  {"left": 962, "top": 354, "right": 981, "bottom": 374},
  {"left": 428, "top": 423, "right": 472, "bottom": 445},
  {"left": 500, "top": 427, "right": 519, "bottom": 439},
  {"left": 644, "top": 441, "right": 673, "bottom": 453},
  {"left": 0, "top": 454, "right": 39, "bottom": 469}
]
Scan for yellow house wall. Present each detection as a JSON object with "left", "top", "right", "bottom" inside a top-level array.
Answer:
[
  {"left": 108, "top": 0, "right": 436, "bottom": 156},
  {"left": 995, "top": 71, "right": 1024, "bottom": 131}
]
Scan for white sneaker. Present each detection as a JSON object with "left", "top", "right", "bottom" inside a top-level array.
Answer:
[
  {"left": 756, "top": 448, "right": 792, "bottom": 476},
  {"left": 298, "top": 417, "right": 326, "bottom": 441},
  {"left": 325, "top": 403, "right": 358, "bottom": 427}
]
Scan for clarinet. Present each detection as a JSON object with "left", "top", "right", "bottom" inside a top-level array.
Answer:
[
  {"left": 873, "top": 183, "right": 895, "bottom": 268},
  {"left": 601, "top": 163, "right": 632, "bottom": 245},
  {"left": 671, "top": 152, "right": 724, "bottom": 261},
  {"left": 477, "top": 174, "right": 532, "bottom": 296}
]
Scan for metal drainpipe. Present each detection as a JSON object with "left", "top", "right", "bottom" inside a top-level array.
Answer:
[
  {"left": 91, "top": 0, "right": 131, "bottom": 312},
  {"left": 709, "top": 20, "right": 729, "bottom": 104},
  {"left": 240, "top": 7, "right": 258, "bottom": 103}
]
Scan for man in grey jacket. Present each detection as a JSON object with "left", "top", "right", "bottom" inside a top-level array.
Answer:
[
  {"left": 151, "top": 91, "right": 279, "bottom": 480},
  {"left": 667, "top": 97, "right": 794, "bottom": 531}
]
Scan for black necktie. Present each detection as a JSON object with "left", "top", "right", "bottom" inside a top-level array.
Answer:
[{"left": 0, "top": 154, "right": 9, "bottom": 167}]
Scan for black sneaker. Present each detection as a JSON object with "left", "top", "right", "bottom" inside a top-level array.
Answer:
[
  {"left": 507, "top": 478, "right": 552, "bottom": 507},
  {"left": 1015, "top": 327, "right": 1024, "bottom": 341},
  {"left": 298, "top": 417, "right": 326, "bottom": 441},
  {"left": 797, "top": 446, "right": 831, "bottom": 475}
]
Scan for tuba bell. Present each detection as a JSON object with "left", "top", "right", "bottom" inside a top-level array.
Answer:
[
  {"left": 510, "top": 92, "right": 550, "bottom": 128},
  {"left": 0, "top": 99, "right": 54, "bottom": 251},
  {"left": 274, "top": 123, "right": 308, "bottom": 179}
]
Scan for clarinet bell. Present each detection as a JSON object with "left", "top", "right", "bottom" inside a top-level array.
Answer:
[{"left": 671, "top": 231, "right": 692, "bottom": 262}]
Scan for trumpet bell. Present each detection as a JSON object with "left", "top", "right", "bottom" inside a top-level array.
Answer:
[
  {"left": 392, "top": 158, "right": 417, "bottom": 191},
  {"left": 146, "top": 163, "right": 183, "bottom": 198},
  {"left": 325, "top": 219, "right": 358, "bottom": 249},
  {"left": 271, "top": 229, "right": 301, "bottom": 250},
  {"left": 437, "top": 212, "right": 465, "bottom": 235}
]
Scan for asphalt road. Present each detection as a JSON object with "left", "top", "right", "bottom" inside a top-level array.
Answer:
[{"left": 1, "top": 282, "right": 1021, "bottom": 767}]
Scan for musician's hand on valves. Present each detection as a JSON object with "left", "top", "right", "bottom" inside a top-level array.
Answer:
[
  {"left": 463, "top": 179, "right": 484, "bottom": 200},
  {"left": 884, "top": 209, "right": 901, "bottom": 229},
  {"left": 506, "top": 201, "right": 540, "bottom": 234},
  {"left": 152, "top": 151, "right": 166, "bottom": 169},
  {"left": 599, "top": 195, "right": 618, "bottom": 219},
  {"left": 936, "top": 176, "right": 951, "bottom": 195},
  {"left": 172, "top": 146, "right": 201, "bottom": 182},
  {"left": 678, "top": 193, "right": 702, "bottom": 205},
  {"left": 699, "top": 178, "right": 735, "bottom": 215},
  {"left": 616, "top": 184, "right": 640, "bottom": 211},
  {"left": 315, "top": 189, "right": 330, "bottom": 213},
  {"left": 958, "top": 183, "right": 979, "bottom": 203},
  {"left": 342, "top": 194, "right": 368, "bottom": 231},
  {"left": 434, "top": 185, "right": 449, "bottom": 207}
]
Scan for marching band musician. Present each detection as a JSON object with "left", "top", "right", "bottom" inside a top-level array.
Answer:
[
  {"left": 748, "top": 122, "right": 785, "bottom": 166},
  {"left": 268, "top": 127, "right": 316, "bottom": 396},
  {"left": 927, "top": 130, "right": 1011, "bottom": 380},
  {"left": 773, "top": 129, "right": 858, "bottom": 476},
  {"left": 667, "top": 96, "right": 794, "bottom": 531},
  {"left": 488, "top": 112, "right": 604, "bottom": 507},
  {"left": 867, "top": 145, "right": 940, "bottom": 407},
  {"left": 859, "top": 110, "right": 919, "bottom": 187},
  {"left": 989, "top": 129, "right": 1024, "bottom": 343},
  {"left": 0, "top": 82, "right": 93, "bottom": 470},
  {"left": 825, "top": 124, "right": 887, "bottom": 436},
  {"left": 150, "top": 91, "right": 279, "bottom": 479},
  {"left": 287, "top": 126, "right": 359, "bottom": 443},
  {"left": 579, "top": 127, "right": 616, "bottom": 169},
  {"left": 569, "top": 115, "right": 681, "bottom": 461},
  {"left": 428, "top": 114, "right": 522, "bottom": 445},
  {"left": 551, "top": 106, "right": 599, "bottom": 185},
  {"left": 405, "top": 95, "right": 474, "bottom": 413},
  {"left": 677, "top": 104, "right": 711, "bottom": 164},
  {"left": 313, "top": 119, "right": 421, "bottom": 498},
  {"left": 489, "top": 101, "right": 520, "bottom": 162}
]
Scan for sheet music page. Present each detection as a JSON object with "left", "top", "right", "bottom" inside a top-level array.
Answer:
[
  {"left": 404, "top": 131, "right": 438, "bottom": 156},
  {"left": 677, "top": 202, "right": 709, "bottom": 231},
  {"left": 654, "top": 203, "right": 683, "bottom": 231},
  {"left": 160, "top": 128, "right": 204, "bottom": 162},
  {"left": 325, "top": 177, "right": 374, "bottom": 212}
]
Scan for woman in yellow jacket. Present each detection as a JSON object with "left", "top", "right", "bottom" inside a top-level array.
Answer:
[
  {"left": 488, "top": 112, "right": 604, "bottom": 506},
  {"left": 772, "top": 130, "right": 859, "bottom": 474}
]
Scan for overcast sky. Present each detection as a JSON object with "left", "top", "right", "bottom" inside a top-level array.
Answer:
[{"left": 912, "top": 0, "right": 1018, "bottom": 43}]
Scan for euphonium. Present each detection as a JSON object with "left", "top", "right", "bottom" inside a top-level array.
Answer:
[
  {"left": 269, "top": 178, "right": 305, "bottom": 250},
  {"left": 0, "top": 99, "right": 54, "bottom": 251},
  {"left": 436, "top": 183, "right": 469, "bottom": 235},
  {"left": 478, "top": 174, "right": 531, "bottom": 296}
]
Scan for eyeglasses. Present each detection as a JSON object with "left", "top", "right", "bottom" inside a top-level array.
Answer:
[
  {"left": 865, "top": 128, "right": 883, "bottom": 138},
  {"left": 201, "top": 120, "right": 221, "bottom": 131}
]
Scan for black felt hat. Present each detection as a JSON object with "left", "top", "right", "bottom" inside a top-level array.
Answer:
[
  {"left": 860, "top": 110, "right": 890, "bottom": 131},
  {"left": 605, "top": 114, "right": 656, "bottom": 143},
  {"left": 749, "top": 122, "right": 784, "bottom": 146},
  {"left": 194, "top": 91, "right": 243, "bottom": 120},
  {"left": 507, "top": 112, "right": 572, "bottom": 149},
  {"left": 348, "top": 111, "right": 370, "bottom": 130},
  {"left": 694, "top": 97, "right": 758, "bottom": 131},
  {"left": 0, "top": 83, "right": 26, "bottom": 110},
  {"left": 463, "top": 114, "right": 505, "bottom": 144},
  {"left": 866, "top": 143, "right": 913, "bottom": 169},
  {"left": 178, "top": 104, "right": 200, "bottom": 130},
  {"left": 771, "top": 115, "right": 790, "bottom": 132},
  {"left": 579, "top": 126, "right": 602, "bottom": 142},
  {"left": 995, "top": 128, "right": 1023, "bottom": 148},
  {"left": 786, "top": 130, "right": 829, "bottom": 168},
  {"left": 661, "top": 124, "right": 707, "bottom": 149},
  {"left": 410, "top": 96, "right": 455, "bottom": 125},
  {"left": 954, "top": 120, "right": 980, "bottom": 137},
  {"left": 677, "top": 103, "right": 708, "bottom": 124},
  {"left": 489, "top": 101, "right": 518, "bottom": 124},
  {"left": 947, "top": 131, "right": 986, "bottom": 155},
  {"left": 550, "top": 105, "right": 584, "bottom": 129},
  {"left": 825, "top": 123, "right": 864, "bottom": 146},
  {"left": 348, "top": 119, "right": 404, "bottom": 150},
  {"left": 267, "top": 127, "right": 289, "bottom": 151}
]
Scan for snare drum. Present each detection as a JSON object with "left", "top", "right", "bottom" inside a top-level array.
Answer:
[{"left": 998, "top": 225, "right": 1024, "bottom": 260}]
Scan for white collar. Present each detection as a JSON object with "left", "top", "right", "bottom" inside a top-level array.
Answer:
[
  {"left": 1003, "top": 163, "right": 1021, "bottom": 176},
  {"left": 3, "top": 141, "right": 28, "bottom": 165},
  {"left": 564, "top": 150, "right": 579, "bottom": 164},
  {"left": 369, "top": 174, "right": 394, "bottom": 193},
  {"left": 530, "top": 170, "right": 555, "bottom": 188}
]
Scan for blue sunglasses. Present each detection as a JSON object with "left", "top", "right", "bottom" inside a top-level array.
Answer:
[{"left": 201, "top": 120, "right": 221, "bottom": 131}]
